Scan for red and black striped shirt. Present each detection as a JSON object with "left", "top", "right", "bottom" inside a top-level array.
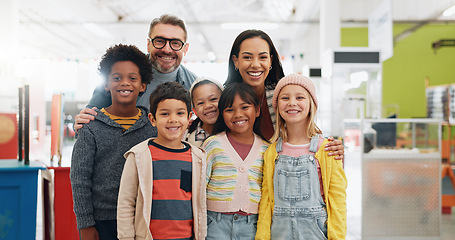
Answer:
[{"left": 148, "top": 140, "right": 193, "bottom": 240}]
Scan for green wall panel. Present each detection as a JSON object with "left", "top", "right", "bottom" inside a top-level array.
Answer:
[
  {"left": 341, "top": 28, "right": 368, "bottom": 47},
  {"left": 341, "top": 24, "right": 455, "bottom": 118}
]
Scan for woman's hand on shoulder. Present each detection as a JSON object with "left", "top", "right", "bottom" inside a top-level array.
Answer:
[{"left": 325, "top": 136, "right": 344, "bottom": 160}]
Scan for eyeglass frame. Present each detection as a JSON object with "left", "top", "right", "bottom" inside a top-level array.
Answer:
[{"left": 148, "top": 37, "right": 186, "bottom": 51}]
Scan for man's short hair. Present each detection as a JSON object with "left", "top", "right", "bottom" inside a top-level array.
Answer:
[
  {"left": 148, "top": 14, "right": 188, "bottom": 41},
  {"left": 149, "top": 82, "right": 191, "bottom": 117}
]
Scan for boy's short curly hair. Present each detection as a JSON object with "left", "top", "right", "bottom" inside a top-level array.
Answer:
[
  {"left": 98, "top": 44, "right": 152, "bottom": 85},
  {"left": 149, "top": 82, "right": 191, "bottom": 117}
]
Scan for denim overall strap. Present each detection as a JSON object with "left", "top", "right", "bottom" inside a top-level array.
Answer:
[
  {"left": 309, "top": 135, "right": 320, "bottom": 153},
  {"left": 276, "top": 137, "right": 284, "bottom": 153}
]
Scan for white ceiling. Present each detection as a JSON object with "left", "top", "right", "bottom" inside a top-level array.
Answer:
[{"left": 14, "top": 0, "right": 455, "bottom": 62}]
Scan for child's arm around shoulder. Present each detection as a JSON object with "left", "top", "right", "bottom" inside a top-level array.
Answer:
[{"left": 316, "top": 138, "right": 348, "bottom": 240}]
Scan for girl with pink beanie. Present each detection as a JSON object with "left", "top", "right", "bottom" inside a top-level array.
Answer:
[{"left": 255, "top": 73, "right": 347, "bottom": 240}]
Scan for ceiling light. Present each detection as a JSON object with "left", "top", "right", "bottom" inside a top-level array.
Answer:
[
  {"left": 83, "top": 23, "right": 113, "bottom": 38},
  {"left": 207, "top": 51, "right": 216, "bottom": 61},
  {"left": 220, "top": 22, "right": 279, "bottom": 30},
  {"left": 443, "top": 5, "right": 455, "bottom": 16}
]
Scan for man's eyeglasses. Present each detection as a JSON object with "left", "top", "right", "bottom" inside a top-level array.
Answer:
[{"left": 148, "top": 37, "right": 185, "bottom": 51}]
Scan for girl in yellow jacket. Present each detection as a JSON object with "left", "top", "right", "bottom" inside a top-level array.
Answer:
[{"left": 255, "top": 74, "right": 347, "bottom": 240}]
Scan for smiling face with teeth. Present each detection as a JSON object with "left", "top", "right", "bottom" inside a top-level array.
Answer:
[
  {"left": 149, "top": 99, "right": 191, "bottom": 149},
  {"left": 277, "top": 85, "right": 312, "bottom": 128},
  {"left": 232, "top": 37, "right": 272, "bottom": 96},
  {"left": 105, "top": 61, "right": 146, "bottom": 115},
  {"left": 147, "top": 23, "right": 189, "bottom": 73},
  {"left": 191, "top": 83, "right": 222, "bottom": 133},
  {"left": 222, "top": 93, "right": 260, "bottom": 143}
]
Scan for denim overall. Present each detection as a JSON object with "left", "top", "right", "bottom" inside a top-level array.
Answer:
[{"left": 271, "top": 136, "right": 328, "bottom": 240}]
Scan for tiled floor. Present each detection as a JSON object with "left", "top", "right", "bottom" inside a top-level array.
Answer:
[{"left": 34, "top": 144, "right": 455, "bottom": 239}]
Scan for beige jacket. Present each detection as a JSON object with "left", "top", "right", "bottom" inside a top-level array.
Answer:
[{"left": 117, "top": 138, "right": 207, "bottom": 240}]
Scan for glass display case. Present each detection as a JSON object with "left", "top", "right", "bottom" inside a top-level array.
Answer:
[{"left": 360, "top": 118, "right": 441, "bottom": 240}]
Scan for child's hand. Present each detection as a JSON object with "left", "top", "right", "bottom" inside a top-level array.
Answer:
[
  {"left": 74, "top": 107, "right": 98, "bottom": 133},
  {"left": 325, "top": 137, "right": 344, "bottom": 160},
  {"left": 80, "top": 226, "right": 100, "bottom": 240}
]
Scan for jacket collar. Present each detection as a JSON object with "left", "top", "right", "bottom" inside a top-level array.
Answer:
[
  {"left": 125, "top": 138, "right": 205, "bottom": 162},
  {"left": 94, "top": 106, "right": 150, "bottom": 133}
]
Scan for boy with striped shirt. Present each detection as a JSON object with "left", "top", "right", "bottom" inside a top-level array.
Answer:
[{"left": 117, "top": 82, "right": 207, "bottom": 240}]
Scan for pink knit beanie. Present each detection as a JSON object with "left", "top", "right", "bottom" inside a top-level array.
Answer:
[{"left": 272, "top": 73, "right": 318, "bottom": 110}]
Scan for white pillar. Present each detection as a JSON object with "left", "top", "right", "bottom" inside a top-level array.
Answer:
[
  {"left": 0, "top": 0, "right": 18, "bottom": 58},
  {"left": 0, "top": 0, "right": 19, "bottom": 112},
  {"left": 319, "top": 0, "right": 343, "bottom": 137},
  {"left": 320, "top": 0, "right": 340, "bottom": 59}
]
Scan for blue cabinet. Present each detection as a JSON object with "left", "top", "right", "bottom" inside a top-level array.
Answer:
[{"left": 0, "top": 160, "right": 44, "bottom": 240}]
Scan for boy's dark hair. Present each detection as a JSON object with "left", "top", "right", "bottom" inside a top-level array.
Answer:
[
  {"left": 212, "top": 82, "right": 267, "bottom": 141},
  {"left": 98, "top": 44, "right": 152, "bottom": 85},
  {"left": 149, "top": 82, "right": 191, "bottom": 117}
]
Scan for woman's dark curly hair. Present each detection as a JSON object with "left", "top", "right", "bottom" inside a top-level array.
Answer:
[
  {"left": 98, "top": 44, "right": 152, "bottom": 85},
  {"left": 224, "top": 29, "right": 284, "bottom": 91}
]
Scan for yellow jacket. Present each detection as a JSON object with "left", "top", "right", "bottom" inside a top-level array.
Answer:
[{"left": 255, "top": 139, "right": 347, "bottom": 240}]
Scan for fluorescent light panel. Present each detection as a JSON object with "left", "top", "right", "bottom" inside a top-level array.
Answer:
[
  {"left": 443, "top": 5, "right": 455, "bottom": 16},
  {"left": 220, "top": 22, "right": 279, "bottom": 30},
  {"left": 83, "top": 23, "right": 113, "bottom": 38}
]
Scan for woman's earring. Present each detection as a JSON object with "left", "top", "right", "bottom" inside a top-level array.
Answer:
[
  {"left": 235, "top": 67, "right": 238, "bottom": 71},
  {"left": 269, "top": 66, "right": 272, "bottom": 70}
]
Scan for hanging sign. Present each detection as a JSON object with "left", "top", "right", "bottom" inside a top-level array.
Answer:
[{"left": 368, "top": 0, "right": 393, "bottom": 61}]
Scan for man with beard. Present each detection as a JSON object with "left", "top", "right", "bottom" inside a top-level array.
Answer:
[{"left": 74, "top": 14, "right": 196, "bottom": 132}]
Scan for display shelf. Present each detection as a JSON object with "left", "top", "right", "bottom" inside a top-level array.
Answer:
[
  {"left": 449, "top": 85, "right": 455, "bottom": 123},
  {"left": 426, "top": 84, "right": 455, "bottom": 164},
  {"left": 441, "top": 123, "right": 455, "bottom": 163},
  {"left": 426, "top": 86, "right": 448, "bottom": 122},
  {"left": 360, "top": 119, "right": 442, "bottom": 240}
]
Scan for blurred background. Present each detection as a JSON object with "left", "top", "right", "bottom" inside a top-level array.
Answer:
[
  {"left": 2, "top": 0, "right": 455, "bottom": 153},
  {"left": 1, "top": 0, "right": 455, "bottom": 239}
]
